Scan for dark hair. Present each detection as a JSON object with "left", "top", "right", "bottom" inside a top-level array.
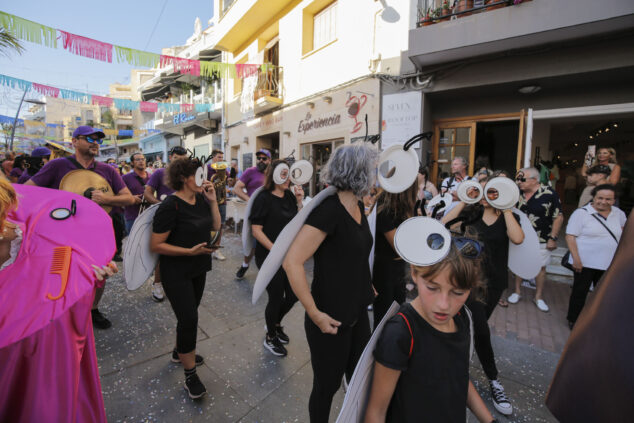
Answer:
[
  {"left": 169, "top": 146, "right": 187, "bottom": 156},
  {"left": 591, "top": 184, "right": 616, "bottom": 198},
  {"left": 376, "top": 178, "right": 419, "bottom": 222},
  {"left": 412, "top": 243, "right": 483, "bottom": 291},
  {"left": 166, "top": 158, "right": 198, "bottom": 191},
  {"left": 418, "top": 166, "right": 429, "bottom": 177},
  {"left": 13, "top": 155, "right": 27, "bottom": 169},
  {"left": 587, "top": 164, "right": 611, "bottom": 176},
  {"left": 130, "top": 152, "right": 145, "bottom": 162},
  {"left": 263, "top": 159, "right": 289, "bottom": 191},
  {"left": 211, "top": 149, "right": 223, "bottom": 158}
]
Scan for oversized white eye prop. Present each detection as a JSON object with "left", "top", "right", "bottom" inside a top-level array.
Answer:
[
  {"left": 195, "top": 167, "right": 205, "bottom": 187},
  {"left": 289, "top": 160, "right": 313, "bottom": 185},
  {"left": 394, "top": 217, "right": 452, "bottom": 266},
  {"left": 427, "top": 193, "right": 453, "bottom": 214},
  {"left": 377, "top": 144, "right": 419, "bottom": 193},
  {"left": 457, "top": 180, "right": 483, "bottom": 204},
  {"left": 203, "top": 164, "right": 209, "bottom": 181},
  {"left": 484, "top": 177, "right": 519, "bottom": 210},
  {"left": 273, "top": 163, "right": 290, "bottom": 185}
]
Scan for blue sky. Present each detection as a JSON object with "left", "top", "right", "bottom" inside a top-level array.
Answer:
[{"left": 0, "top": 0, "right": 214, "bottom": 117}]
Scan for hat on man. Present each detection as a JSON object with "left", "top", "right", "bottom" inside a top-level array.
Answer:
[
  {"left": 587, "top": 164, "right": 611, "bottom": 175},
  {"left": 31, "top": 146, "right": 52, "bottom": 157},
  {"left": 256, "top": 149, "right": 271, "bottom": 158},
  {"left": 72, "top": 125, "right": 105, "bottom": 139}
]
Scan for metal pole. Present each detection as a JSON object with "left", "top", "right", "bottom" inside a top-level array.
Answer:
[{"left": 8, "top": 89, "right": 28, "bottom": 151}]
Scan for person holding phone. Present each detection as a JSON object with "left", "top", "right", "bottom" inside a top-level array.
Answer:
[
  {"left": 582, "top": 147, "right": 621, "bottom": 185},
  {"left": 150, "top": 158, "right": 221, "bottom": 400}
]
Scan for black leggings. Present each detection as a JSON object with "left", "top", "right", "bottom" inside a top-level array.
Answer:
[
  {"left": 162, "top": 272, "right": 206, "bottom": 353},
  {"left": 305, "top": 310, "right": 370, "bottom": 423},
  {"left": 467, "top": 287, "right": 504, "bottom": 381},
  {"left": 372, "top": 259, "right": 407, "bottom": 330},
  {"left": 264, "top": 267, "right": 297, "bottom": 337},
  {"left": 567, "top": 267, "right": 604, "bottom": 324}
]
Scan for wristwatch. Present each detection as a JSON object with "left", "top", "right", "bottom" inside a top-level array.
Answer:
[{"left": 548, "top": 235, "right": 558, "bottom": 241}]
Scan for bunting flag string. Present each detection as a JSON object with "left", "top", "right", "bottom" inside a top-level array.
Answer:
[
  {"left": 0, "top": 73, "right": 216, "bottom": 115},
  {"left": 0, "top": 10, "right": 268, "bottom": 78}
]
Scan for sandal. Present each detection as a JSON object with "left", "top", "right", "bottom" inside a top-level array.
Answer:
[{"left": 498, "top": 299, "right": 509, "bottom": 308}]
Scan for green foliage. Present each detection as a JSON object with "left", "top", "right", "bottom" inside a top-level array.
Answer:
[{"left": 0, "top": 28, "right": 24, "bottom": 57}]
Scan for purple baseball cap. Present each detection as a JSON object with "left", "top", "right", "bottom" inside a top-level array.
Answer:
[
  {"left": 72, "top": 125, "right": 105, "bottom": 139},
  {"left": 256, "top": 149, "right": 271, "bottom": 158},
  {"left": 31, "top": 146, "right": 52, "bottom": 157}
]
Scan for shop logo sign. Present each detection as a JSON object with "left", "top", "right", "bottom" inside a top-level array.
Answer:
[
  {"left": 173, "top": 113, "right": 196, "bottom": 125},
  {"left": 298, "top": 112, "right": 341, "bottom": 135}
]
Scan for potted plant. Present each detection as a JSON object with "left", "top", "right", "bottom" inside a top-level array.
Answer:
[
  {"left": 455, "top": 0, "right": 474, "bottom": 17},
  {"left": 441, "top": 0, "right": 452, "bottom": 20},
  {"left": 421, "top": 7, "right": 434, "bottom": 26},
  {"left": 486, "top": 0, "right": 506, "bottom": 11}
]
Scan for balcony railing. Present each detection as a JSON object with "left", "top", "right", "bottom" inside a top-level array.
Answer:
[
  {"left": 254, "top": 65, "right": 282, "bottom": 101},
  {"left": 417, "top": 0, "right": 529, "bottom": 27}
]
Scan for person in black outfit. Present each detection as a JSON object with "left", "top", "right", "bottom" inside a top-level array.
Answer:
[
  {"left": 283, "top": 144, "right": 378, "bottom": 423},
  {"left": 150, "top": 158, "right": 221, "bottom": 400},
  {"left": 372, "top": 180, "right": 418, "bottom": 328},
  {"left": 250, "top": 159, "right": 304, "bottom": 357},
  {"left": 442, "top": 174, "right": 524, "bottom": 416}
]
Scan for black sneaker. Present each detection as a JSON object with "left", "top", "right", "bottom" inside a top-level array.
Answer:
[
  {"left": 171, "top": 349, "right": 204, "bottom": 366},
  {"left": 236, "top": 265, "right": 249, "bottom": 279},
  {"left": 263, "top": 335, "right": 287, "bottom": 357},
  {"left": 490, "top": 379, "right": 513, "bottom": 415},
  {"left": 91, "top": 309, "right": 112, "bottom": 329},
  {"left": 184, "top": 373, "right": 207, "bottom": 399},
  {"left": 276, "top": 326, "right": 289, "bottom": 344},
  {"left": 112, "top": 254, "right": 123, "bottom": 262}
]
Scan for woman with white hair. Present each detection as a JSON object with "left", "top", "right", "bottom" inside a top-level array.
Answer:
[{"left": 284, "top": 143, "right": 378, "bottom": 423}]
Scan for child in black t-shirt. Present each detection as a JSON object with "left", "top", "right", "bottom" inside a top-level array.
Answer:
[{"left": 364, "top": 238, "right": 496, "bottom": 423}]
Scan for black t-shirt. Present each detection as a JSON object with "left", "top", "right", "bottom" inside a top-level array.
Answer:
[
  {"left": 374, "top": 303, "right": 471, "bottom": 423},
  {"left": 374, "top": 208, "right": 403, "bottom": 262},
  {"left": 250, "top": 189, "right": 298, "bottom": 267},
  {"left": 373, "top": 208, "right": 407, "bottom": 289},
  {"left": 152, "top": 194, "right": 213, "bottom": 281},
  {"left": 305, "top": 194, "right": 374, "bottom": 326},
  {"left": 470, "top": 212, "right": 520, "bottom": 290}
]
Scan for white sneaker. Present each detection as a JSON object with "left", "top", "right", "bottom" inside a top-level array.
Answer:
[
  {"left": 490, "top": 379, "right": 513, "bottom": 415},
  {"left": 507, "top": 293, "right": 521, "bottom": 304},
  {"left": 534, "top": 298, "right": 549, "bottom": 312},
  {"left": 213, "top": 250, "right": 226, "bottom": 261},
  {"left": 152, "top": 283, "right": 165, "bottom": 302}
]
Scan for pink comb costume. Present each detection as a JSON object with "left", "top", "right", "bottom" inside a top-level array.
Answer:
[{"left": 0, "top": 185, "right": 115, "bottom": 423}]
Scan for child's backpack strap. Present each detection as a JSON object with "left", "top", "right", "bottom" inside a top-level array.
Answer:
[
  {"left": 397, "top": 312, "right": 414, "bottom": 358},
  {"left": 462, "top": 305, "right": 475, "bottom": 361}
]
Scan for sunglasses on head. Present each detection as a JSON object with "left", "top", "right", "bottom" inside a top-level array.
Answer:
[
  {"left": 170, "top": 147, "right": 187, "bottom": 155},
  {"left": 427, "top": 233, "right": 483, "bottom": 259},
  {"left": 80, "top": 136, "right": 103, "bottom": 145}
]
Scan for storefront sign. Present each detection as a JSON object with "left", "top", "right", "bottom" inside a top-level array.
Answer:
[
  {"left": 173, "top": 113, "right": 196, "bottom": 125},
  {"left": 381, "top": 92, "right": 421, "bottom": 150},
  {"left": 297, "top": 112, "right": 341, "bottom": 135}
]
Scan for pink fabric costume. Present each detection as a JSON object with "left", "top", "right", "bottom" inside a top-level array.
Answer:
[{"left": 0, "top": 185, "right": 115, "bottom": 423}]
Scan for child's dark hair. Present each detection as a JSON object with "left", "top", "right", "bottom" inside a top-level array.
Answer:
[{"left": 411, "top": 242, "right": 483, "bottom": 292}]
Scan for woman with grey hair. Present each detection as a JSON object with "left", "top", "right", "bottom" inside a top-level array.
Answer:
[{"left": 284, "top": 143, "right": 378, "bottom": 422}]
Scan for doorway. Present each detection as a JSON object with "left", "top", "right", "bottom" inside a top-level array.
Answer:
[
  {"left": 301, "top": 138, "right": 344, "bottom": 196},
  {"left": 256, "top": 131, "right": 280, "bottom": 159},
  {"left": 475, "top": 121, "right": 520, "bottom": 176}
]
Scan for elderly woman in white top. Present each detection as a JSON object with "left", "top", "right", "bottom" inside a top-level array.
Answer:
[{"left": 565, "top": 184, "right": 626, "bottom": 329}]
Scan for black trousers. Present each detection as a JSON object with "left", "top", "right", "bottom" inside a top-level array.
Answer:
[
  {"left": 264, "top": 267, "right": 297, "bottom": 338},
  {"left": 162, "top": 272, "right": 206, "bottom": 353},
  {"left": 372, "top": 259, "right": 407, "bottom": 331},
  {"left": 567, "top": 267, "right": 604, "bottom": 324},
  {"left": 305, "top": 310, "right": 370, "bottom": 423},
  {"left": 111, "top": 212, "right": 125, "bottom": 255},
  {"left": 467, "top": 286, "right": 504, "bottom": 381}
]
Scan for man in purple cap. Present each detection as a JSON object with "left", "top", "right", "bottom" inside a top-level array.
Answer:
[
  {"left": 17, "top": 147, "right": 52, "bottom": 184},
  {"left": 234, "top": 148, "right": 271, "bottom": 278},
  {"left": 142, "top": 145, "right": 188, "bottom": 302},
  {"left": 26, "top": 125, "right": 135, "bottom": 330}
]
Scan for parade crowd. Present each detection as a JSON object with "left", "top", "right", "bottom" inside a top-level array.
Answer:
[{"left": 0, "top": 126, "right": 628, "bottom": 423}]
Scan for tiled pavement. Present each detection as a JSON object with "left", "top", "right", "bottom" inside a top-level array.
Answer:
[{"left": 97, "top": 232, "right": 574, "bottom": 422}]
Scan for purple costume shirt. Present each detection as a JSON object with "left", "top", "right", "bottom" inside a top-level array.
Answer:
[
  {"left": 239, "top": 167, "right": 265, "bottom": 197},
  {"left": 17, "top": 172, "right": 32, "bottom": 184},
  {"left": 29, "top": 155, "right": 126, "bottom": 194},
  {"left": 9, "top": 168, "right": 22, "bottom": 179},
  {"left": 146, "top": 167, "right": 174, "bottom": 200},
  {"left": 122, "top": 171, "right": 149, "bottom": 221}
]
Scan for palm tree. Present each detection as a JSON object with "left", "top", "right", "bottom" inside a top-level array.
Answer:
[{"left": 0, "top": 27, "right": 24, "bottom": 56}]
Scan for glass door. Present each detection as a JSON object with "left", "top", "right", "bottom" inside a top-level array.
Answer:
[
  {"left": 301, "top": 139, "right": 344, "bottom": 196},
  {"left": 432, "top": 122, "right": 476, "bottom": 184}
]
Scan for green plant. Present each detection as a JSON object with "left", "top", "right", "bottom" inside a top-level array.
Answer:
[
  {"left": 443, "top": 0, "right": 451, "bottom": 10},
  {"left": 0, "top": 28, "right": 24, "bottom": 57}
]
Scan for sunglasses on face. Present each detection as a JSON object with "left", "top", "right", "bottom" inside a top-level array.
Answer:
[
  {"left": 256, "top": 156, "right": 269, "bottom": 162},
  {"left": 427, "top": 233, "right": 483, "bottom": 259},
  {"left": 80, "top": 136, "right": 103, "bottom": 145}
]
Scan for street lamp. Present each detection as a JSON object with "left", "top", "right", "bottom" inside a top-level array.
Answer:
[{"left": 8, "top": 90, "right": 46, "bottom": 151}]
